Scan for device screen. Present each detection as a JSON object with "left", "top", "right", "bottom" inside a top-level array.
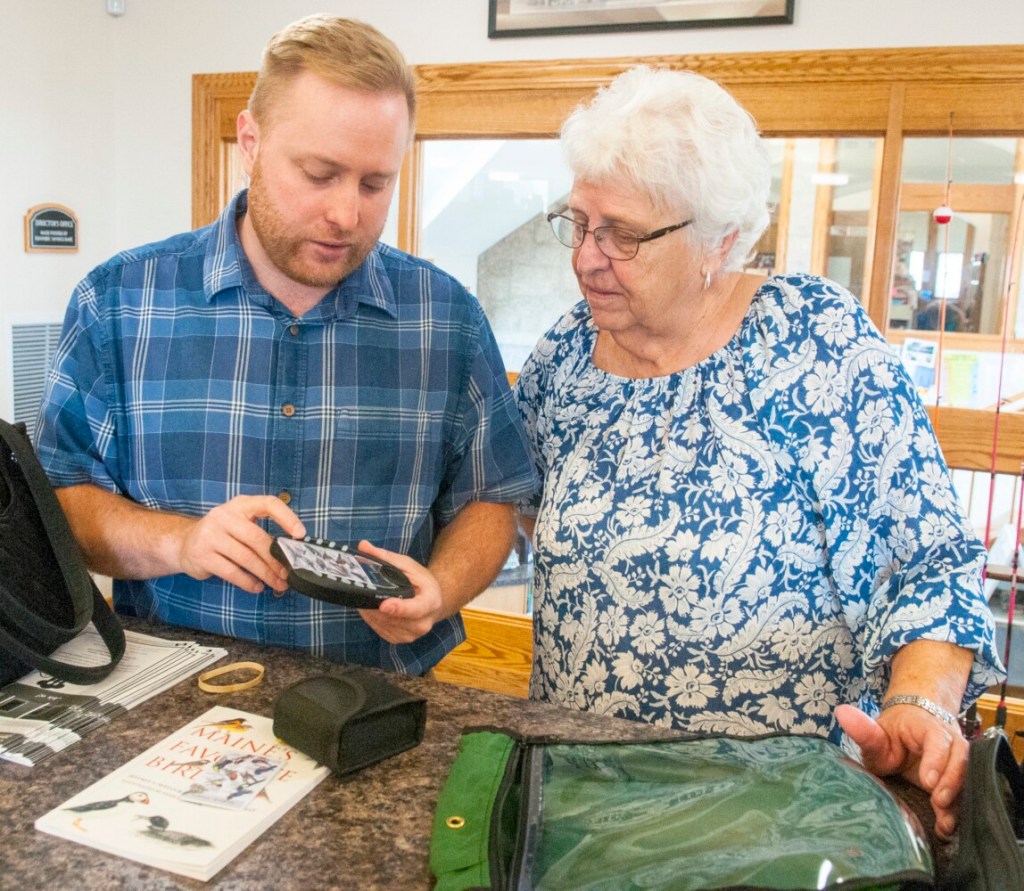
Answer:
[{"left": 274, "top": 537, "right": 403, "bottom": 590}]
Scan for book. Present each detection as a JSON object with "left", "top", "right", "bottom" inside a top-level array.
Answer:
[
  {"left": 34, "top": 706, "right": 330, "bottom": 882},
  {"left": 0, "top": 628, "right": 228, "bottom": 766}
]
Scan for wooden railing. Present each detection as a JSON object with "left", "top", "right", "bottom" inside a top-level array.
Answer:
[{"left": 432, "top": 608, "right": 531, "bottom": 699}]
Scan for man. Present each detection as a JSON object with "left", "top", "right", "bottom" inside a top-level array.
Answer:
[{"left": 35, "top": 15, "right": 536, "bottom": 674}]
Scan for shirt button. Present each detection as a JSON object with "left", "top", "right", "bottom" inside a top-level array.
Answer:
[
  {"left": 289, "top": 324, "right": 299, "bottom": 336},
  {"left": 278, "top": 491, "right": 292, "bottom": 505},
  {"left": 281, "top": 404, "right": 296, "bottom": 417}
]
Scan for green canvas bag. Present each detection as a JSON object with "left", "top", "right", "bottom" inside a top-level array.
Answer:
[{"left": 430, "top": 729, "right": 934, "bottom": 891}]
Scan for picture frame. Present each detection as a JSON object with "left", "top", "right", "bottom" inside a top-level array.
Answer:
[{"left": 489, "top": 1, "right": 795, "bottom": 39}]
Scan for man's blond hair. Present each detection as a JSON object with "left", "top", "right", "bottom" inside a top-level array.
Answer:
[{"left": 249, "top": 15, "right": 416, "bottom": 129}]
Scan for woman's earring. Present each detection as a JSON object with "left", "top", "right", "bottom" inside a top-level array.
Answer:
[{"left": 702, "top": 269, "right": 711, "bottom": 291}]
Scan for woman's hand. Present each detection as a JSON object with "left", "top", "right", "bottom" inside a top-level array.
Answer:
[{"left": 835, "top": 702, "right": 968, "bottom": 839}]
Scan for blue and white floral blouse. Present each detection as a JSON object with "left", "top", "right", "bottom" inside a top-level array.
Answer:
[{"left": 515, "top": 273, "right": 1003, "bottom": 740}]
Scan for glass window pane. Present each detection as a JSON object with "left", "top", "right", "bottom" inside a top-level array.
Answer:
[
  {"left": 902, "top": 137, "right": 1018, "bottom": 186},
  {"left": 420, "top": 139, "right": 574, "bottom": 371},
  {"left": 892, "top": 137, "right": 1021, "bottom": 337},
  {"left": 753, "top": 138, "right": 880, "bottom": 300}
]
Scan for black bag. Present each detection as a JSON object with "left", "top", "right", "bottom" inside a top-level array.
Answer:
[
  {"left": 939, "top": 730, "right": 1024, "bottom": 891},
  {"left": 0, "top": 418, "right": 125, "bottom": 687}
]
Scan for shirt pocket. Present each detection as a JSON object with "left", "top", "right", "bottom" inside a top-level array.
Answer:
[{"left": 333, "top": 409, "right": 446, "bottom": 497}]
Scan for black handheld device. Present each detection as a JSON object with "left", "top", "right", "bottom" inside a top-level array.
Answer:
[{"left": 270, "top": 536, "right": 414, "bottom": 610}]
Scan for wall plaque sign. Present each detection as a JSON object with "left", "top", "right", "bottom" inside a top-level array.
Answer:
[{"left": 25, "top": 204, "right": 78, "bottom": 252}]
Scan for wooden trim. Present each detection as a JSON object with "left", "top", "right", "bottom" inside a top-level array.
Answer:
[
  {"left": 866, "top": 83, "right": 905, "bottom": 330},
  {"left": 901, "top": 182, "right": 1018, "bottom": 213},
  {"left": 412, "top": 46, "right": 1024, "bottom": 93},
  {"left": 859, "top": 137, "right": 885, "bottom": 318},
  {"left": 887, "top": 328, "right": 1024, "bottom": 355},
  {"left": 929, "top": 406, "right": 1024, "bottom": 475},
  {"left": 412, "top": 46, "right": 1024, "bottom": 138},
  {"left": 195, "top": 47, "right": 1024, "bottom": 225},
  {"left": 432, "top": 608, "right": 531, "bottom": 698},
  {"left": 191, "top": 71, "right": 254, "bottom": 229},
  {"left": 902, "top": 81, "right": 1024, "bottom": 133},
  {"left": 809, "top": 138, "right": 837, "bottom": 277},
  {"left": 396, "top": 140, "right": 422, "bottom": 256},
  {"left": 772, "top": 139, "right": 794, "bottom": 273}
]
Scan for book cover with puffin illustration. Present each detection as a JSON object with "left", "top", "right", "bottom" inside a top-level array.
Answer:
[{"left": 34, "top": 706, "right": 329, "bottom": 881}]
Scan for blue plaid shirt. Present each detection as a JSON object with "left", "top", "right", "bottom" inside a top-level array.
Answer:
[{"left": 36, "top": 190, "right": 537, "bottom": 673}]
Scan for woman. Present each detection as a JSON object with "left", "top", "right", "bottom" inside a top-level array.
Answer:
[{"left": 514, "top": 66, "right": 1003, "bottom": 838}]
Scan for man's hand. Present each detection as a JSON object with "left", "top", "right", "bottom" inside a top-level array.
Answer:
[
  {"left": 835, "top": 702, "right": 968, "bottom": 839},
  {"left": 177, "top": 495, "right": 307, "bottom": 594},
  {"left": 355, "top": 540, "right": 445, "bottom": 644},
  {"left": 354, "top": 502, "right": 517, "bottom": 646},
  {"left": 55, "top": 485, "right": 306, "bottom": 595}
]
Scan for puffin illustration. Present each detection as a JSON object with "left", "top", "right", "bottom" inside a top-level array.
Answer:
[
  {"left": 136, "top": 815, "right": 214, "bottom": 848},
  {"left": 64, "top": 790, "right": 150, "bottom": 830}
]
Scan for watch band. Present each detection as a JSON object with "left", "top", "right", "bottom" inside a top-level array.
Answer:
[{"left": 881, "top": 694, "right": 958, "bottom": 726}]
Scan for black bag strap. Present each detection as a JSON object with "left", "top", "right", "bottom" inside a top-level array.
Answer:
[
  {"left": 0, "top": 418, "right": 125, "bottom": 685},
  {"left": 0, "top": 578, "right": 125, "bottom": 685}
]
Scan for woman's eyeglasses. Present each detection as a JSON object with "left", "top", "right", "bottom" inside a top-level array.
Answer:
[{"left": 546, "top": 212, "right": 693, "bottom": 261}]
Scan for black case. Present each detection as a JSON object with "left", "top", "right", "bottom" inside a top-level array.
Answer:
[
  {"left": 273, "top": 669, "right": 426, "bottom": 776},
  {"left": 0, "top": 418, "right": 125, "bottom": 687}
]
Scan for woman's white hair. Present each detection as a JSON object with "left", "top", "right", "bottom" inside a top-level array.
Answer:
[{"left": 560, "top": 66, "right": 771, "bottom": 272}]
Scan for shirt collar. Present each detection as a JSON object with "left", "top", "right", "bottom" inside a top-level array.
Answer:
[{"left": 202, "top": 189, "right": 398, "bottom": 321}]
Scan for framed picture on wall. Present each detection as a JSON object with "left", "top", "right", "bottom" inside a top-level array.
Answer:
[{"left": 488, "top": 1, "right": 795, "bottom": 38}]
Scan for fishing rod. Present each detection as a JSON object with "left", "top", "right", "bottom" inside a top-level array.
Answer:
[
  {"left": 989, "top": 464, "right": 1024, "bottom": 736},
  {"left": 944, "top": 128, "right": 1024, "bottom": 738},
  {"left": 929, "top": 113, "right": 955, "bottom": 424},
  {"left": 976, "top": 184, "right": 1024, "bottom": 738}
]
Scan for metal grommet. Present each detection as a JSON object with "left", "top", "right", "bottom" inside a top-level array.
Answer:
[{"left": 445, "top": 816, "right": 466, "bottom": 830}]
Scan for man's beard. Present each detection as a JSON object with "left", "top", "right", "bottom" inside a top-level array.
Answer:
[{"left": 246, "top": 162, "right": 376, "bottom": 289}]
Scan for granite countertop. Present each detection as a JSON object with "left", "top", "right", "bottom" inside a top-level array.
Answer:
[{"left": 0, "top": 619, "right": 951, "bottom": 890}]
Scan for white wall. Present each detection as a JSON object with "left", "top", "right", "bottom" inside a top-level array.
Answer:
[
  {"left": 1, "top": 0, "right": 1022, "bottom": 416},
  {"left": 1, "top": 5, "right": 118, "bottom": 344}
]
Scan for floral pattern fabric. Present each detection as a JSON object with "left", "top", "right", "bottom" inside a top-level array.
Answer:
[{"left": 515, "top": 273, "right": 1003, "bottom": 740}]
